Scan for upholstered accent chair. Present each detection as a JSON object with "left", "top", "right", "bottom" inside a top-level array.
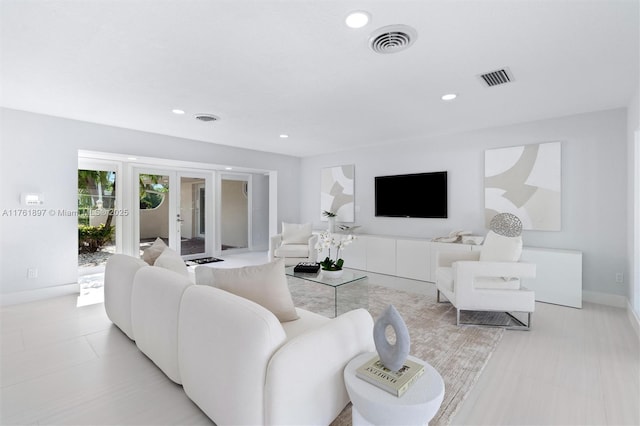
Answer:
[
  {"left": 269, "top": 222, "right": 318, "bottom": 266},
  {"left": 435, "top": 213, "right": 537, "bottom": 329}
]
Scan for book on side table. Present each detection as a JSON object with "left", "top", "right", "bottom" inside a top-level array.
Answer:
[{"left": 355, "top": 355, "right": 425, "bottom": 397}]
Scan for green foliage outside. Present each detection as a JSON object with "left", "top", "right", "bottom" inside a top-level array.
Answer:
[
  {"left": 140, "top": 191, "right": 164, "bottom": 209},
  {"left": 78, "top": 224, "right": 115, "bottom": 253},
  {"left": 139, "top": 174, "right": 168, "bottom": 209},
  {"left": 77, "top": 172, "right": 170, "bottom": 253}
]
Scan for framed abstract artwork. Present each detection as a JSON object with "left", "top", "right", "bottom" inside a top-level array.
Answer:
[
  {"left": 321, "top": 165, "right": 355, "bottom": 222},
  {"left": 484, "top": 141, "right": 561, "bottom": 231}
]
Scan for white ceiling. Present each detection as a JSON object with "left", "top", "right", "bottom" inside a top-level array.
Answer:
[{"left": 1, "top": 0, "right": 638, "bottom": 157}]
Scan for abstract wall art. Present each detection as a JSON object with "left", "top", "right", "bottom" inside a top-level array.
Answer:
[
  {"left": 321, "top": 164, "right": 355, "bottom": 222},
  {"left": 484, "top": 141, "right": 561, "bottom": 231}
]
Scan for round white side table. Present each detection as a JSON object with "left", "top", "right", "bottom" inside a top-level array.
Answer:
[{"left": 344, "top": 352, "right": 445, "bottom": 426}]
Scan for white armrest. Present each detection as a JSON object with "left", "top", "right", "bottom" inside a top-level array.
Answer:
[
  {"left": 179, "top": 285, "right": 287, "bottom": 426},
  {"left": 454, "top": 260, "right": 536, "bottom": 281},
  {"left": 437, "top": 250, "right": 480, "bottom": 267},
  {"left": 265, "top": 308, "right": 375, "bottom": 425},
  {"left": 269, "top": 234, "right": 283, "bottom": 261},
  {"left": 453, "top": 261, "right": 536, "bottom": 312}
]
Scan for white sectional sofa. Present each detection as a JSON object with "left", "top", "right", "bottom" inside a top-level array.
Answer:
[{"left": 103, "top": 253, "right": 375, "bottom": 425}]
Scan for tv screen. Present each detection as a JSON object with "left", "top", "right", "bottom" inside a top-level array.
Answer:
[{"left": 375, "top": 171, "right": 448, "bottom": 218}]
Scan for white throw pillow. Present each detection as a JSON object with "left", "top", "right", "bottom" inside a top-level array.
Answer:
[
  {"left": 154, "top": 247, "right": 189, "bottom": 277},
  {"left": 142, "top": 237, "right": 168, "bottom": 265},
  {"left": 194, "top": 265, "right": 214, "bottom": 286},
  {"left": 479, "top": 231, "right": 523, "bottom": 262},
  {"left": 211, "top": 259, "right": 299, "bottom": 322},
  {"left": 281, "top": 222, "right": 312, "bottom": 245}
]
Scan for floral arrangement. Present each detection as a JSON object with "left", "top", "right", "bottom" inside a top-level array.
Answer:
[{"left": 315, "top": 231, "right": 355, "bottom": 271}]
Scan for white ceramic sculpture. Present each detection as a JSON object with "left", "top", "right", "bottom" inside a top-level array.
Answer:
[{"left": 373, "top": 304, "right": 410, "bottom": 372}]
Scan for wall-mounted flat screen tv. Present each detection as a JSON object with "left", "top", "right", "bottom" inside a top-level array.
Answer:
[{"left": 375, "top": 171, "right": 447, "bottom": 218}]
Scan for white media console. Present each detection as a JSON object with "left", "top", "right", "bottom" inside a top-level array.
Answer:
[{"left": 333, "top": 234, "right": 583, "bottom": 309}]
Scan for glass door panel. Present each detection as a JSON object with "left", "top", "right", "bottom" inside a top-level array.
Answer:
[
  {"left": 179, "top": 175, "right": 207, "bottom": 257},
  {"left": 138, "top": 172, "right": 171, "bottom": 256}
]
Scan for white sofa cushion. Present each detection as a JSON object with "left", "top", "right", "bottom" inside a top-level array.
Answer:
[
  {"left": 480, "top": 231, "right": 523, "bottom": 262},
  {"left": 104, "top": 254, "right": 147, "bottom": 340},
  {"left": 281, "top": 308, "right": 329, "bottom": 341},
  {"left": 178, "top": 285, "right": 288, "bottom": 426},
  {"left": 205, "top": 259, "right": 299, "bottom": 322},
  {"left": 131, "top": 266, "right": 193, "bottom": 384},
  {"left": 265, "top": 308, "right": 375, "bottom": 425},
  {"left": 154, "top": 247, "right": 188, "bottom": 277},
  {"left": 142, "top": 237, "right": 168, "bottom": 265},
  {"left": 194, "top": 265, "right": 213, "bottom": 286},
  {"left": 281, "top": 222, "right": 312, "bottom": 244}
]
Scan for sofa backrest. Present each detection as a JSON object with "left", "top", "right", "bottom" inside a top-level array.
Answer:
[
  {"left": 104, "top": 254, "right": 147, "bottom": 340},
  {"left": 131, "top": 266, "right": 193, "bottom": 384},
  {"left": 178, "top": 285, "right": 287, "bottom": 426}
]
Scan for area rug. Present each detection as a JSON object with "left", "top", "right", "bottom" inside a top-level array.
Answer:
[{"left": 288, "top": 279, "right": 504, "bottom": 426}]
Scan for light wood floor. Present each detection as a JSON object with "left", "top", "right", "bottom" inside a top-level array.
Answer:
[{"left": 2, "top": 252, "right": 639, "bottom": 425}]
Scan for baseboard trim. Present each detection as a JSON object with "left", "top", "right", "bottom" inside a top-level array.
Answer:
[
  {"left": 0, "top": 283, "right": 79, "bottom": 306},
  {"left": 582, "top": 290, "right": 627, "bottom": 308},
  {"left": 628, "top": 300, "right": 640, "bottom": 339}
]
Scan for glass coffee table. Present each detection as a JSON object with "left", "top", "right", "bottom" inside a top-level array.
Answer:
[{"left": 285, "top": 267, "right": 368, "bottom": 317}]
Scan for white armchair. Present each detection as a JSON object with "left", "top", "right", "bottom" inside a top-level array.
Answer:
[
  {"left": 269, "top": 222, "right": 318, "bottom": 266},
  {"left": 435, "top": 214, "right": 537, "bottom": 330}
]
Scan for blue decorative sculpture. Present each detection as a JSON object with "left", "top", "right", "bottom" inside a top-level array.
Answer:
[{"left": 373, "top": 304, "right": 410, "bottom": 372}]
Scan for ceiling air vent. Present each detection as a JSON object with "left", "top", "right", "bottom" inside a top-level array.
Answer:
[
  {"left": 369, "top": 25, "right": 417, "bottom": 54},
  {"left": 195, "top": 114, "right": 220, "bottom": 122},
  {"left": 478, "top": 68, "right": 514, "bottom": 87}
]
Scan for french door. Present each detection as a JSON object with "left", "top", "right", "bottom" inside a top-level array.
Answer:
[{"left": 135, "top": 168, "right": 212, "bottom": 259}]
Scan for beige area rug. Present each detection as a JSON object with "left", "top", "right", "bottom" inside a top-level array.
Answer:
[{"left": 288, "top": 278, "right": 504, "bottom": 426}]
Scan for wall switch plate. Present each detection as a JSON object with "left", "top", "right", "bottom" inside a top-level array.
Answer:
[
  {"left": 21, "top": 193, "right": 44, "bottom": 205},
  {"left": 27, "top": 268, "right": 38, "bottom": 279},
  {"left": 615, "top": 272, "right": 624, "bottom": 283}
]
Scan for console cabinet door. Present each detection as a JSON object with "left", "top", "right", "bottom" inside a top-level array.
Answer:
[
  {"left": 520, "top": 248, "right": 582, "bottom": 308},
  {"left": 396, "top": 239, "right": 430, "bottom": 281},
  {"left": 366, "top": 236, "right": 396, "bottom": 275},
  {"left": 343, "top": 235, "right": 367, "bottom": 271}
]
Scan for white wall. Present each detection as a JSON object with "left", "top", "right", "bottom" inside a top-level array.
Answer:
[
  {"left": 251, "top": 173, "right": 270, "bottom": 251},
  {"left": 221, "top": 180, "right": 248, "bottom": 248},
  {"left": 300, "top": 108, "right": 629, "bottom": 297},
  {"left": 0, "top": 108, "right": 300, "bottom": 298},
  {"left": 627, "top": 88, "right": 640, "bottom": 317}
]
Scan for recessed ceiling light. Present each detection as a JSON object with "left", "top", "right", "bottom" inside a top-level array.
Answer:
[
  {"left": 441, "top": 93, "right": 457, "bottom": 101},
  {"left": 279, "top": 134, "right": 289, "bottom": 139},
  {"left": 172, "top": 109, "right": 185, "bottom": 114},
  {"left": 127, "top": 157, "right": 137, "bottom": 161},
  {"left": 345, "top": 11, "right": 370, "bottom": 29},
  {"left": 225, "top": 167, "right": 233, "bottom": 170}
]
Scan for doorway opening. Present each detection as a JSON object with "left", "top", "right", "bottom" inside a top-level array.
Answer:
[
  {"left": 77, "top": 159, "right": 121, "bottom": 307},
  {"left": 179, "top": 176, "right": 207, "bottom": 256},
  {"left": 220, "top": 175, "right": 250, "bottom": 252},
  {"left": 134, "top": 168, "right": 212, "bottom": 259}
]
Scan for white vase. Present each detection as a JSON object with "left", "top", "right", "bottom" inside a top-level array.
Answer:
[
  {"left": 321, "top": 268, "right": 344, "bottom": 279},
  {"left": 328, "top": 217, "right": 336, "bottom": 233}
]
